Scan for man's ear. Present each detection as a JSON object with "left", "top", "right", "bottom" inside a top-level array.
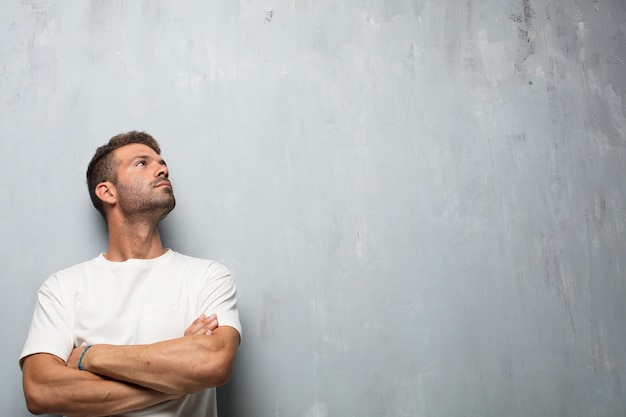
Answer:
[{"left": 95, "top": 182, "right": 117, "bottom": 206}]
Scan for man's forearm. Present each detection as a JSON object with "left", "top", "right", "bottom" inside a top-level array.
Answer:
[
  {"left": 50, "top": 379, "right": 178, "bottom": 417},
  {"left": 75, "top": 326, "right": 240, "bottom": 395},
  {"left": 22, "top": 353, "right": 179, "bottom": 417}
]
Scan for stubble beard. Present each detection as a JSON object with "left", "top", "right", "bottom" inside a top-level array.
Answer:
[{"left": 116, "top": 181, "right": 176, "bottom": 224}]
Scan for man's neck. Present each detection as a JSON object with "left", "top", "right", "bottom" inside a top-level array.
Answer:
[{"left": 104, "top": 218, "right": 167, "bottom": 262}]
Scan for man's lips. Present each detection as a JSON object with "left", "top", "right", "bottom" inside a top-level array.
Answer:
[{"left": 154, "top": 180, "right": 172, "bottom": 188}]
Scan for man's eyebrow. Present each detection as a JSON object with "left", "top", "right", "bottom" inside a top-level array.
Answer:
[{"left": 131, "top": 155, "right": 167, "bottom": 165}]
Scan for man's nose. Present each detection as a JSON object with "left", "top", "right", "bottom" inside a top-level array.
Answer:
[{"left": 156, "top": 164, "right": 169, "bottom": 178}]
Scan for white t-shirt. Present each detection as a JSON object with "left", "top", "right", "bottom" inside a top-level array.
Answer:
[{"left": 20, "top": 249, "right": 242, "bottom": 417}]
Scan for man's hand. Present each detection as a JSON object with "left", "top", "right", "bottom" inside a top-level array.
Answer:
[{"left": 185, "top": 314, "right": 219, "bottom": 336}]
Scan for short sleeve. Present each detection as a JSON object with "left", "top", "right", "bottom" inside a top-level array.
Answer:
[
  {"left": 197, "top": 262, "right": 242, "bottom": 341},
  {"left": 19, "top": 275, "right": 75, "bottom": 366}
]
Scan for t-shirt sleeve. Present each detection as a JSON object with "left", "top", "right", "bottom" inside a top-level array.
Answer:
[
  {"left": 19, "top": 275, "right": 75, "bottom": 366},
  {"left": 197, "top": 262, "right": 242, "bottom": 340}
]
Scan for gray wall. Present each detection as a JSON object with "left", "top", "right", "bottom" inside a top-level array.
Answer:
[{"left": 2, "top": 1, "right": 625, "bottom": 416}]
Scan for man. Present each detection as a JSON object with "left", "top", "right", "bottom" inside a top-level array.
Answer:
[{"left": 20, "top": 131, "right": 241, "bottom": 417}]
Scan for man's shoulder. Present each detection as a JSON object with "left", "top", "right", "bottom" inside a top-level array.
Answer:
[{"left": 38, "top": 256, "right": 102, "bottom": 290}]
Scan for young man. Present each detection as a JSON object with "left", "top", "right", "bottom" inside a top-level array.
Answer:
[{"left": 20, "top": 131, "right": 241, "bottom": 417}]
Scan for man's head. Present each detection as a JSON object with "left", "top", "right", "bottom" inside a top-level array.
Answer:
[{"left": 87, "top": 131, "right": 174, "bottom": 220}]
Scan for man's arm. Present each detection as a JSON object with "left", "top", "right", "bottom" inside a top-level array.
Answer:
[
  {"left": 22, "top": 353, "right": 179, "bottom": 417},
  {"left": 21, "top": 314, "right": 220, "bottom": 417},
  {"left": 70, "top": 325, "right": 240, "bottom": 395}
]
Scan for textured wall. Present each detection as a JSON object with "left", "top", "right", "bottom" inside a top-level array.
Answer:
[{"left": 1, "top": 1, "right": 625, "bottom": 416}]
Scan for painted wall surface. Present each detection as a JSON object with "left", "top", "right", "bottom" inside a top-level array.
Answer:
[{"left": 2, "top": 1, "right": 625, "bottom": 416}]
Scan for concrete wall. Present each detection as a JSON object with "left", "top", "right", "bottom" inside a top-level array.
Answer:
[{"left": 1, "top": 1, "right": 625, "bottom": 416}]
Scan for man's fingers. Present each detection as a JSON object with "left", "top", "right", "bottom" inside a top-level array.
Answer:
[
  {"left": 202, "top": 315, "right": 219, "bottom": 335},
  {"left": 185, "top": 316, "right": 206, "bottom": 336},
  {"left": 184, "top": 314, "right": 219, "bottom": 336}
]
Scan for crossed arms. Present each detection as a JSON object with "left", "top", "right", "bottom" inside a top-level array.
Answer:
[{"left": 21, "top": 314, "right": 240, "bottom": 417}]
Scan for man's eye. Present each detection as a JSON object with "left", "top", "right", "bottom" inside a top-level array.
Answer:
[{"left": 136, "top": 161, "right": 146, "bottom": 166}]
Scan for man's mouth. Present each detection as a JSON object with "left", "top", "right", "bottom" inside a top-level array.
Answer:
[{"left": 154, "top": 180, "right": 172, "bottom": 188}]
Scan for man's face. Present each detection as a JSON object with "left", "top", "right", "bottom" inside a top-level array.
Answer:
[{"left": 111, "top": 143, "right": 176, "bottom": 220}]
